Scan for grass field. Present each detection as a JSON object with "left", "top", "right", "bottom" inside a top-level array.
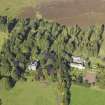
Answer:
[
  {"left": 0, "top": 81, "right": 57, "bottom": 105},
  {"left": 0, "top": 81, "right": 105, "bottom": 105},
  {"left": 71, "top": 85, "right": 105, "bottom": 105},
  {"left": 0, "top": 0, "right": 38, "bottom": 17}
]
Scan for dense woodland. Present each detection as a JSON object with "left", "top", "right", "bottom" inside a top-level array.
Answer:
[
  {"left": 0, "top": 16, "right": 104, "bottom": 77},
  {"left": 0, "top": 16, "right": 105, "bottom": 105}
]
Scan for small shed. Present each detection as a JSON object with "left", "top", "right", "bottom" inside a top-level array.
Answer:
[
  {"left": 28, "top": 60, "right": 40, "bottom": 71},
  {"left": 83, "top": 72, "right": 96, "bottom": 85}
]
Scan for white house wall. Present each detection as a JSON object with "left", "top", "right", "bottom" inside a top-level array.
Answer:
[
  {"left": 28, "top": 65, "right": 36, "bottom": 71},
  {"left": 70, "top": 63, "right": 85, "bottom": 70}
]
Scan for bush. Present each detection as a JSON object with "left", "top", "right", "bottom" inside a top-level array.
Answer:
[
  {"left": 97, "top": 69, "right": 105, "bottom": 89},
  {"left": 0, "top": 77, "right": 11, "bottom": 90},
  {"left": 82, "top": 80, "right": 91, "bottom": 87},
  {"left": 0, "top": 98, "right": 2, "bottom": 105},
  {"left": 77, "top": 74, "right": 83, "bottom": 84},
  {"left": 71, "top": 68, "right": 84, "bottom": 84}
]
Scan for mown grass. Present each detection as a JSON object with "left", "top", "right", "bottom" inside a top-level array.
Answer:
[
  {"left": 0, "top": 81, "right": 105, "bottom": 105},
  {"left": 0, "top": 0, "right": 37, "bottom": 17},
  {"left": 71, "top": 85, "right": 105, "bottom": 105},
  {"left": 0, "top": 81, "right": 57, "bottom": 105}
]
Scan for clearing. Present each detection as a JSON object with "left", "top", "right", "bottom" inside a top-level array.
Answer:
[{"left": 0, "top": 81, "right": 105, "bottom": 105}]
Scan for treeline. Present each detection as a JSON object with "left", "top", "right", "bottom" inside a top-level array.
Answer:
[{"left": 0, "top": 16, "right": 104, "bottom": 88}]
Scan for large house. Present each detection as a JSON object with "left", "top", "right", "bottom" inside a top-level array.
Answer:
[{"left": 70, "top": 56, "right": 86, "bottom": 70}]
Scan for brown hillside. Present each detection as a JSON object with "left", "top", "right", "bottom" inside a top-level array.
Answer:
[{"left": 35, "top": 0, "right": 105, "bottom": 26}]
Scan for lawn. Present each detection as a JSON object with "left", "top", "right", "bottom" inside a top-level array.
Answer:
[
  {"left": 0, "top": 81, "right": 105, "bottom": 105},
  {"left": 71, "top": 85, "right": 105, "bottom": 105},
  {"left": 0, "top": 81, "right": 57, "bottom": 105}
]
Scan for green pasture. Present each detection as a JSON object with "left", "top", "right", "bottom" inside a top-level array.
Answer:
[{"left": 0, "top": 81, "right": 105, "bottom": 105}]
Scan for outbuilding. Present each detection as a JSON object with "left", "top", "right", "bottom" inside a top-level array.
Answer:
[
  {"left": 28, "top": 60, "right": 40, "bottom": 71},
  {"left": 83, "top": 72, "right": 96, "bottom": 85}
]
